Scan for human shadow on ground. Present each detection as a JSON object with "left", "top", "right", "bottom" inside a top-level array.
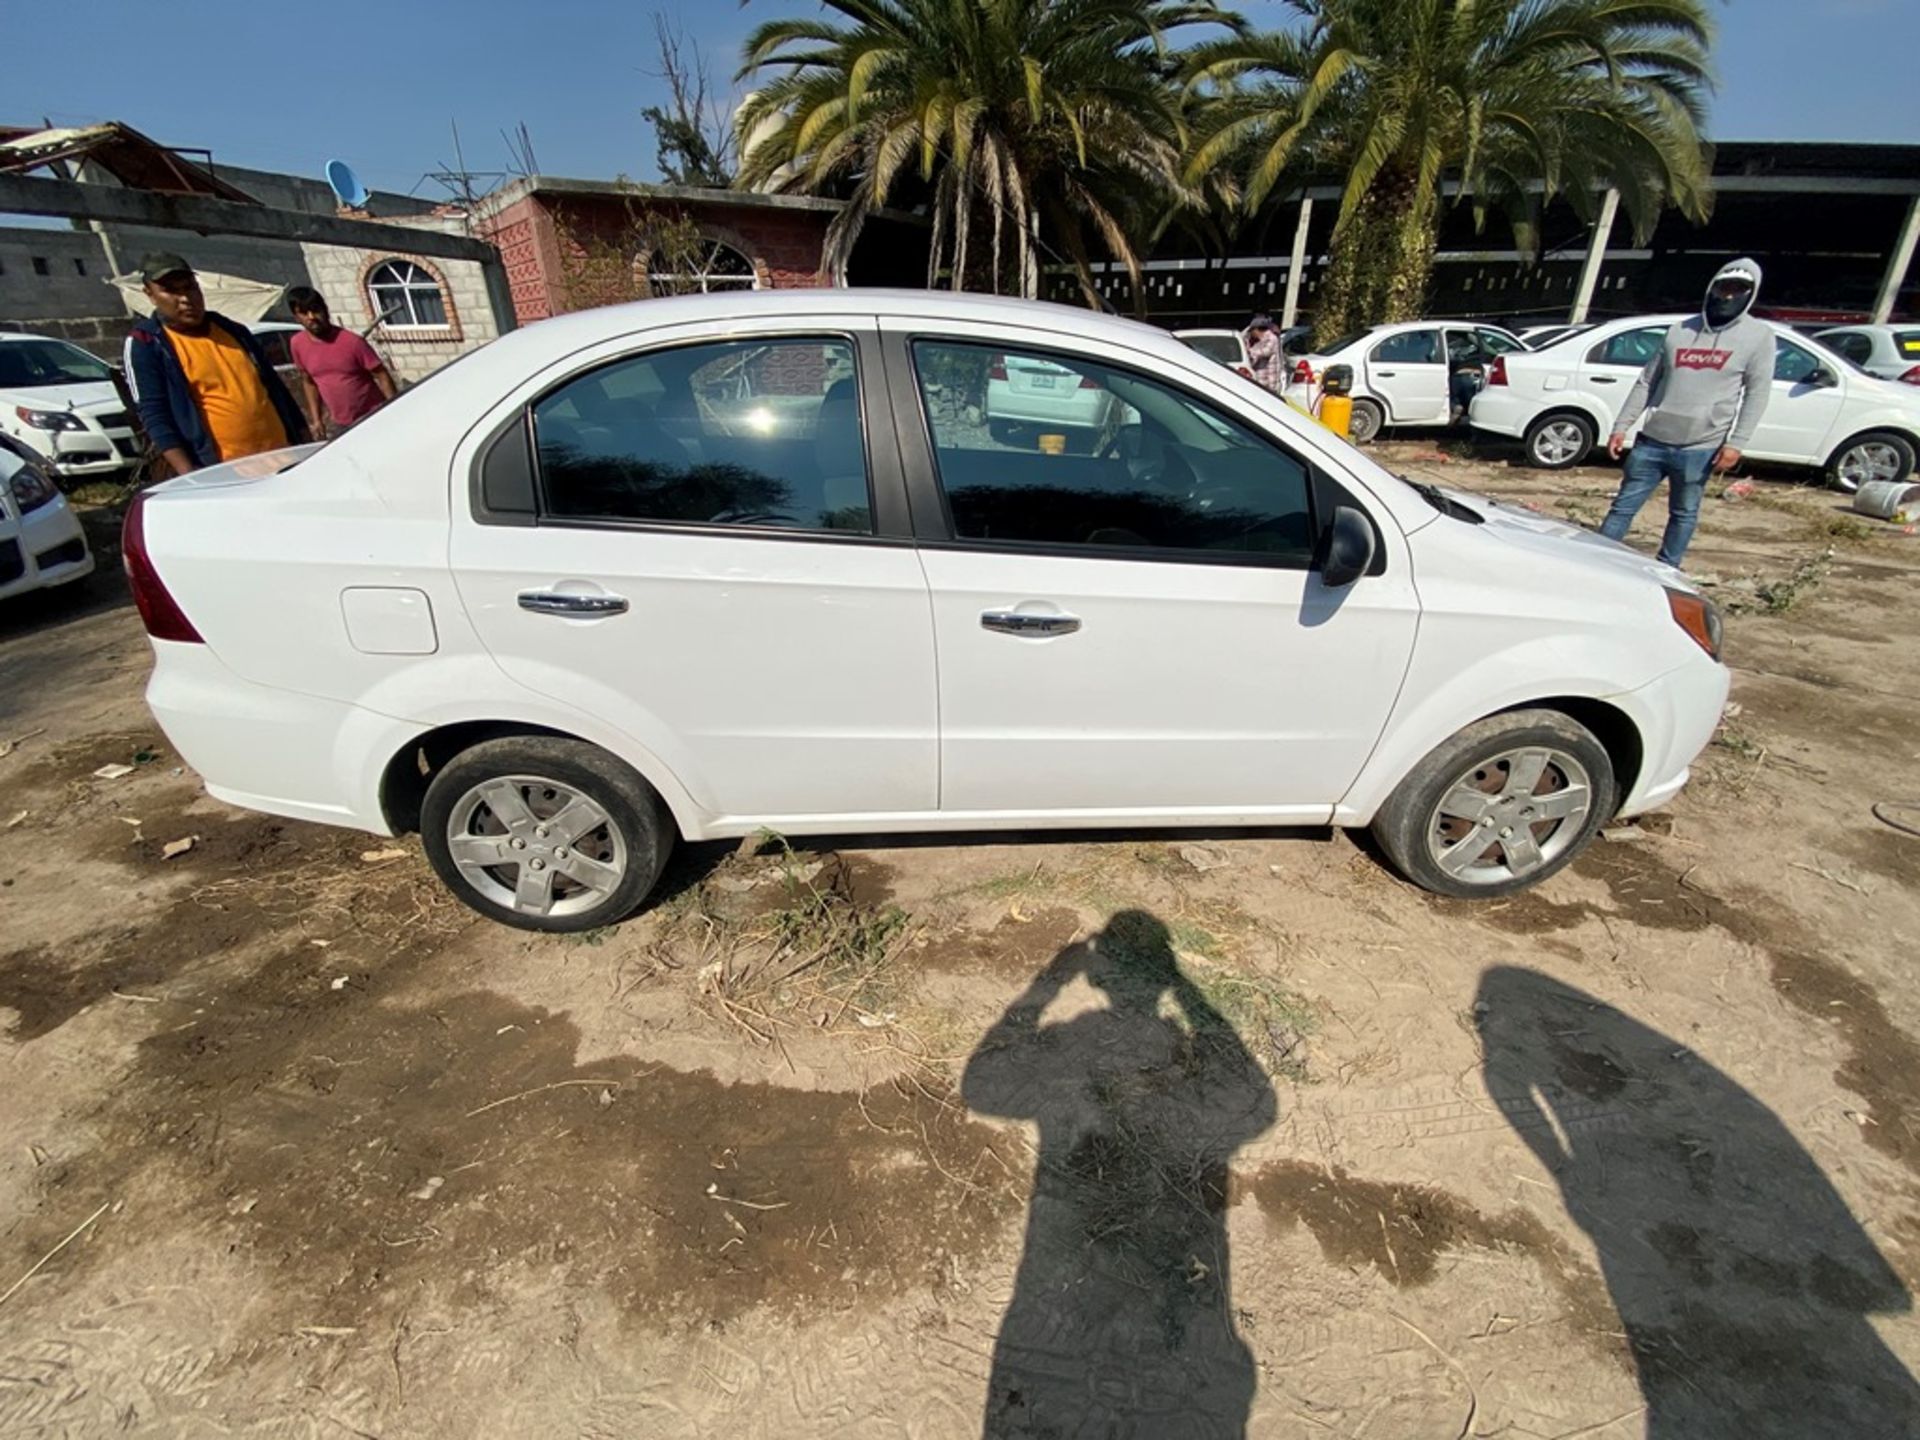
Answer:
[
  {"left": 963, "top": 911, "right": 1276, "bottom": 1439},
  {"left": 1476, "top": 965, "right": 1920, "bottom": 1437}
]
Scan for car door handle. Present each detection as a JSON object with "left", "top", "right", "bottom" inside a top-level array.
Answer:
[
  {"left": 982, "top": 610, "right": 1081, "bottom": 637},
  {"left": 518, "top": 590, "right": 629, "bottom": 617},
  {"left": 1591, "top": 375, "right": 1619, "bottom": 384},
  {"left": 1375, "top": 370, "right": 1396, "bottom": 378}
]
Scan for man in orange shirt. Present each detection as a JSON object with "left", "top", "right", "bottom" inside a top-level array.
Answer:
[{"left": 124, "top": 253, "right": 310, "bottom": 476}]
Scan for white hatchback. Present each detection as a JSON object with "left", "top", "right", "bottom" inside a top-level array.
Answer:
[
  {"left": 1471, "top": 315, "right": 1920, "bottom": 490},
  {"left": 0, "top": 332, "right": 140, "bottom": 480},
  {"left": 0, "top": 435, "right": 95, "bottom": 602},
  {"left": 128, "top": 291, "right": 1728, "bottom": 932}
]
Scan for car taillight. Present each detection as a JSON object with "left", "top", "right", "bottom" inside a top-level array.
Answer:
[
  {"left": 1900, "top": 365, "right": 1920, "bottom": 386},
  {"left": 1077, "top": 373, "right": 1104, "bottom": 390},
  {"left": 122, "top": 490, "right": 203, "bottom": 643},
  {"left": 1487, "top": 356, "right": 1509, "bottom": 386},
  {"left": 1234, "top": 365, "right": 1253, "bottom": 379},
  {"left": 1291, "top": 359, "right": 1313, "bottom": 385},
  {"left": 988, "top": 355, "right": 1008, "bottom": 382}
]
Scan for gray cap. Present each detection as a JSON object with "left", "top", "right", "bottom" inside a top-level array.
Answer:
[{"left": 136, "top": 251, "right": 193, "bottom": 283}]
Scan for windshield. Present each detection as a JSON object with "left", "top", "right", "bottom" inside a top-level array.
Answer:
[
  {"left": 1318, "top": 331, "right": 1371, "bottom": 357},
  {"left": 1178, "top": 334, "right": 1242, "bottom": 365},
  {"left": 0, "top": 338, "right": 114, "bottom": 388}
]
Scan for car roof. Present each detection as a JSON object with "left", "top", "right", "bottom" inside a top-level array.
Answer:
[
  {"left": 1172, "top": 328, "right": 1239, "bottom": 338},
  {"left": 423, "top": 288, "right": 1282, "bottom": 402}
]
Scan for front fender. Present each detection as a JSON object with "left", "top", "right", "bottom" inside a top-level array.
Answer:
[{"left": 1332, "top": 633, "right": 1668, "bottom": 826}]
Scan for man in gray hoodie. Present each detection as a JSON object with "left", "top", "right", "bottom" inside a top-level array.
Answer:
[{"left": 1601, "top": 258, "right": 1776, "bottom": 565}]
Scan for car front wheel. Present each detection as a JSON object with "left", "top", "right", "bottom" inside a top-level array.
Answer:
[
  {"left": 1371, "top": 709, "right": 1618, "bottom": 899},
  {"left": 420, "top": 736, "right": 674, "bottom": 932}
]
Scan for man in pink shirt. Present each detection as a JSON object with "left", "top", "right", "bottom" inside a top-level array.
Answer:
[{"left": 286, "top": 286, "right": 396, "bottom": 435}]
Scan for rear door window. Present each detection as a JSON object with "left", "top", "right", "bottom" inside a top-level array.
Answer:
[
  {"left": 1587, "top": 327, "right": 1666, "bottom": 368},
  {"left": 1372, "top": 329, "right": 1441, "bottom": 365},
  {"left": 532, "top": 337, "right": 870, "bottom": 533},
  {"left": 910, "top": 339, "right": 1317, "bottom": 566},
  {"left": 1821, "top": 331, "right": 1873, "bottom": 365}
]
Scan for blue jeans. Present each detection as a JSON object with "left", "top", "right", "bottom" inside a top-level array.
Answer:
[{"left": 1600, "top": 438, "right": 1715, "bottom": 566}]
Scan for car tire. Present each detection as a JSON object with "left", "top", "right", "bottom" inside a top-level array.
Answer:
[
  {"left": 1370, "top": 708, "right": 1618, "bottom": 900},
  {"left": 1523, "top": 412, "right": 1597, "bottom": 470},
  {"left": 1825, "top": 430, "right": 1914, "bottom": 494},
  {"left": 1347, "top": 397, "right": 1384, "bottom": 445},
  {"left": 420, "top": 735, "right": 674, "bottom": 933},
  {"left": 988, "top": 418, "right": 1021, "bottom": 446}
]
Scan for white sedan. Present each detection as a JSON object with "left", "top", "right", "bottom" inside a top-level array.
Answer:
[
  {"left": 128, "top": 290, "right": 1727, "bottom": 931},
  {"left": 0, "top": 434, "right": 95, "bottom": 602},
  {"left": 1812, "top": 324, "right": 1920, "bottom": 385},
  {"left": 1471, "top": 315, "right": 1920, "bottom": 490},
  {"left": 1283, "top": 320, "right": 1530, "bottom": 442},
  {"left": 0, "top": 332, "right": 140, "bottom": 480}
]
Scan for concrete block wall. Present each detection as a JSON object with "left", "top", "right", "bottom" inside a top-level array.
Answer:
[
  {"left": 297, "top": 214, "right": 500, "bottom": 386},
  {"left": 0, "top": 225, "right": 117, "bottom": 326}
]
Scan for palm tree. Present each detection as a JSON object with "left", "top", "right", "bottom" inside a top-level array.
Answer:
[
  {"left": 1184, "top": 0, "right": 1715, "bottom": 342},
  {"left": 735, "top": 0, "right": 1236, "bottom": 305}
]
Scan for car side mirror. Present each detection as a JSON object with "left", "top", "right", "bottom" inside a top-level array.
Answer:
[
  {"left": 1319, "top": 505, "right": 1375, "bottom": 588},
  {"left": 1808, "top": 366, "right": 1838, "bottom": 388}
]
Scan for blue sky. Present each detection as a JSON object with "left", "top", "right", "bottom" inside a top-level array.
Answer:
[{"left": 7, "top": 0, "right": 1915, "bottom": 199}]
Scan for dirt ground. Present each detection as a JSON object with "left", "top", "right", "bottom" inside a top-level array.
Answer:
[{"left": 2, "top": 443, "right": 1918, "bottom": 1439}]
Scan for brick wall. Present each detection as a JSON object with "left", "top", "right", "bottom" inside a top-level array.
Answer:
[{"left": 489, "top": 191, "right": 835, "bottom": 323}]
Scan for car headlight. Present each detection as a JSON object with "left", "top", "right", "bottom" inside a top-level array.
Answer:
[
  {"left": 1666, "top": 587, "right": 1722, "bottom": 660},
  {"left": 14, "top": 406, "right": 84, "bottom": 432},
  {"left": 8, "top": 461, "right": 60, "bottom": 514}
]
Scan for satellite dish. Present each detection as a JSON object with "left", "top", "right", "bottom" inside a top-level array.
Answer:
[{"left": 325, "top": 159, "right": 370, "bottom": 209}]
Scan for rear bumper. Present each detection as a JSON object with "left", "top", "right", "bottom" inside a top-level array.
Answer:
[
  {"left": 1466, "top": 390, "right": 1534, "bottom": 439},
  {"left": 145, "top": 640, "right": 403, "bottom": 835},
  {"left": 0, "top": 500, "right": 94, "bottom": 601},
  {"left": 985, "top": 388, "right": 1111, "bottom": 429}
]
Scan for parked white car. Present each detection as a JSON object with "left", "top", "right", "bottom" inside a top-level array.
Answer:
[
  {"left": 1515, "top": 323, "right": 1594, "bottom": 351},
  {"left": 128, "top": 290, "right": 1728, "bottom": 931},
  {"left": 1283, "top": 320, "right": 1530, "bottom": 442},
  {"left": 0, "top": 434, "right": 95, "bottom": 602},
  {"left": 0, "top": 332, "right": 139, "bottom": 480},
  {"left": 984, "top": 348, "right": 1127, "bottom": 447},
  {"left": 1470, "top": 314, "right": 1920, "bottom": 490},
  {"left": 1812, "top": 324, "right": 1920, "bottom": 385},
  {"left": 1173, "top": 328, "right": 1255, "bottom": 379}
]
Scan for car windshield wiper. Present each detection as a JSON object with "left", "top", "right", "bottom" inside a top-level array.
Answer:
[{"left": 1402, "top": 477, "right": 1485, "bottom": 524}]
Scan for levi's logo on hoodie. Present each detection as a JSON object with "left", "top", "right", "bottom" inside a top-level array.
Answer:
[{"left": 1675, "top": 347, "right": 1733, "bottom": 371}]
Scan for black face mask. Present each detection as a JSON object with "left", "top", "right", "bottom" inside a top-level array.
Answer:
[{"left": 1706, "top": 286, "right": 1752, "bottom": 327}]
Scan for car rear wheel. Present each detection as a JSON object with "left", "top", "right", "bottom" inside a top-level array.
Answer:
[
  {"left": 1347, "top": 397, "right": 1384, "bottom": 445},
  {"left": 420, "top": 736, "right": 673, "bottom": 932},
  {"left": 1371, "top": 709, "right": 1617, "bottom": 899},
  {"left": 1523, "top": 412, "right": 1596, "bottom": 470},
  {"left": 1826, "top": 431, "right": 1914, "bottom": 494}
]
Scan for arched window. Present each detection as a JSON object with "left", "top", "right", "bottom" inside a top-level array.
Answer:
[
  {"left": 367, "top": 259, "right": 449, "bottom": 328},
  {"left": 646, "top": 237, "right": 759, "bottom": 296}
]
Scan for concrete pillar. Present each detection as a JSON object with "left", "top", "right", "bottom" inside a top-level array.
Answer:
[
  {"left": 480, "top": 253, "right": 519, "bottom": 334},
  {"left": 1871, "top": 195, "right": 1920, "bottom": 325},
  {"left": 1569, "top": 188, "right": 1620, "bottom": 325},
  {"left": 1281, "top": 197, "right": 1313, "bottom": 331}
]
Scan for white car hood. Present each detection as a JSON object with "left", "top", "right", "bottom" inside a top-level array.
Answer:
[
  {"left": 1439, "top": 487, "right": 1695, "bottom": 591},
  {"left": 0, "top": 381, "right": 122, "bottom": 413}
]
